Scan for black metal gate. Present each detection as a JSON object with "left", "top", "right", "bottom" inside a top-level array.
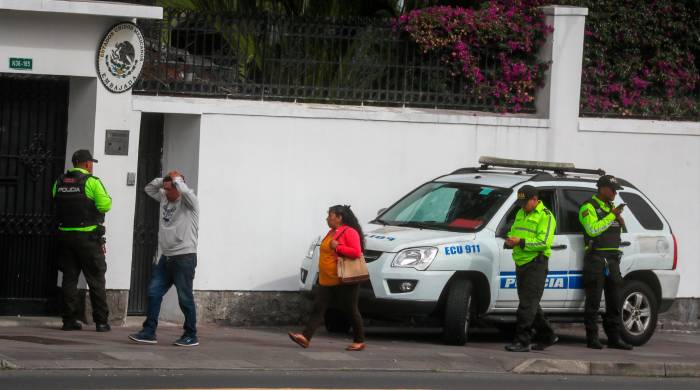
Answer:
[
  {"left": 0, "top": 76, "right": 69, "bottom": 315},
  {"left": 128, "top": 113, "right": 163, "bottom": 314}
]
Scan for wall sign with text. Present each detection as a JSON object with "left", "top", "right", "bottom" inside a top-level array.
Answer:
[{"left": 96, "top": 22, "right": 145, "bottom": 93}]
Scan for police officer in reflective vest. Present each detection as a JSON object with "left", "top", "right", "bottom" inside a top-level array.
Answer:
[
  {"left": 53, "top": 149, "right": 112, "bottom": 332},
  {"left": 579, "top": 175, "right": 633, "bottom": 350},
  {"left": 504, "top": 186, "right": 558, "bottom": 352}
]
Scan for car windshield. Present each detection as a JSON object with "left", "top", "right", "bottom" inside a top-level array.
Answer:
[{"left": 376, "top": 182, "right": 511, "bottom": 232}]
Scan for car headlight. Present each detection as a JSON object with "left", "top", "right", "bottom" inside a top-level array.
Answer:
[
  {"left": 391, "top": 247, "right": 439, "bottom": 271},
  {"left": 306, "top": 236, "right": 321, "bottom": 258}
]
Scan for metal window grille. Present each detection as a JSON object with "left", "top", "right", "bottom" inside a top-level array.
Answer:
[{"left": 134, "top": 10, "right": 530, "bottom": 113}]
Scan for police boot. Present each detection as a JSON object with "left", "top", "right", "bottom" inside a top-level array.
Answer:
[
  {"left": 586, "top": 330, "right": 603, "bottom": 349},
  {"left": 607, "top": 336, "right": 633, "bottom": 350}
]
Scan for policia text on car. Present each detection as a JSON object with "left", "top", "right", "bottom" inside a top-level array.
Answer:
[
  {"left": 52, "top": 149, "right": 112, "bottom": 332},
  {"left": 503, "top": 185, "right": 559, "bottom": 352},
  {"left": 579, "top": 175, "right": 633, "bottom": 350}
]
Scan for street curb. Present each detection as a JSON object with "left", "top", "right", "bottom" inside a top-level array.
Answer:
[
  {"left": 512, "top": 359, "right": 700, "bottom": 378},
  {"left": 0, "top": 359, "right": 19, "bottom": 370}
]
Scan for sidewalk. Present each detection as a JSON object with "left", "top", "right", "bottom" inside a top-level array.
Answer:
[{"left": 0, "top": 317, "right": 699, "bottom": 377}]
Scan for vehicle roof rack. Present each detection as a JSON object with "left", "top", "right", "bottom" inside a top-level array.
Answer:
[{"left": 458, "top": 156, "right": 605, "bottom": 176}]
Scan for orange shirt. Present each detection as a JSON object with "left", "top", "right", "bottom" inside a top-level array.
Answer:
[{"left": 318, "top": 232, "right": 340, "bottom": 286}]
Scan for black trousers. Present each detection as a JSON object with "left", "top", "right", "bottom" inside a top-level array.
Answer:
[
  {"left": 583, "top": 251, "right": 623, "bottom": 339},
  {"left": 303, "top": 283, "right": 364, "bottom": 343},
  {"left": 514, "top": 255, "right": 554, "bottom": 345},
  {"left": 57, "top": 231, "right": 109, "bottom": 324}
]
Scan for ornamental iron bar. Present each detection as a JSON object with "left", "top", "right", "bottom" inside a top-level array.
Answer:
[{"left": 133, "top": 11, "right": 526, "bottom": 113}]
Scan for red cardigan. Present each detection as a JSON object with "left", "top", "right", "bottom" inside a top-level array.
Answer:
[{"left": 332, "top": 225, "right": 363, "bottom": 259}]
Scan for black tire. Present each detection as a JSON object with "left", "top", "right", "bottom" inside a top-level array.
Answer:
[
  {"left": 619, "top": 280, "right": 658, "bottom": 346},
  {"left": 324, "top": 308, "right": 351, "bottom": 334},
  {"left": 443, "top": 279, "right": 474, "bottom": 346}
]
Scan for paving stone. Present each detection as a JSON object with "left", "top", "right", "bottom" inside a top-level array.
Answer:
[
  {"left": 590, "top": 361, "right": 665, "bottom": 377},
  {"left": 664, "top": 363, "right": 700, "bottom": 377},
  {"left": 299, "top": 352, "right": 358, "bottom": 361},
  {"left": 512, "top": 359, "right": 590, "bottom": 375},
  {"left": 102, "top": 351, "right": 165, "bottom": 360}
]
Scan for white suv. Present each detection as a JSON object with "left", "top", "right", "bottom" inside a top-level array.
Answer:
[{"left": 299, "top": 157, "right": 680, "bottom": 346}]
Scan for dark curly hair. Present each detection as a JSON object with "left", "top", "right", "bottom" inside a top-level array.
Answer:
[{"left": 329, "top": 204, "right": 365, "bottom": 251}]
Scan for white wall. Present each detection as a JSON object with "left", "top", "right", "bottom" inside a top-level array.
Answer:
[
  {"left": 0, "top": 11, "right": 121, "bottom": 77},
  {"left": 188, "top": 102, "right": 549, "bottom": 291},
  {"left": 135, "top": 96, "right": 699, "bottom": 297},
  {"left": 575, "top": 119, "right": 700, "bottom": 297},
  {"left": 163, "top": 114, "right": 201, "bottom": 191}
]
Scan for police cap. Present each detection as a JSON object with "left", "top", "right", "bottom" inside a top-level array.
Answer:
[
  {"left": 516, "top": 185, "right": 538, "bottom": 205},
  {"left": 71, "top": 149, "right": 98, "bottom": 164},
  {"left": 597, "top": 175, "right": 622, "bottom": 190}
]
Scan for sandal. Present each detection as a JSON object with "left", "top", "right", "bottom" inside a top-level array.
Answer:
[
  {"left": 288, "top": 332, "right": 309, "bottom": 348},
  {"left": 345, "top": 342, "right": 365, "bottom": 351}
]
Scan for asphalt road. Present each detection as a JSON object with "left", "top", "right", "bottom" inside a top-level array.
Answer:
[{"left": 1, "top": 370, "right": 700, "bottom": 390}]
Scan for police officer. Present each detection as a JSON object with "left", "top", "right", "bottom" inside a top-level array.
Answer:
[
  {"left": 53, "top": 149, "right": 112, "bottom": 332},
  {"left": 504, "top": 186, "right": 558, "bottom": 352},
  {"left": 579, "top": 175, "right": 633, "bottom": 350}
]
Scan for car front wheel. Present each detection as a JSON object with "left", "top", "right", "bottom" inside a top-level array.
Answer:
[{"left": 443, "top": 279, "right": 474, "bottom": 346}]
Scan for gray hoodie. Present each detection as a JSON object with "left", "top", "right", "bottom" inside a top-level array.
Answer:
[{"left": 145, "top": 176, "right": 199, "bottom": 259}]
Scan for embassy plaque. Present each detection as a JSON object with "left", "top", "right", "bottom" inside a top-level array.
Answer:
[{"left": 96, "top": 22, "right": 145, "bottom": 93}]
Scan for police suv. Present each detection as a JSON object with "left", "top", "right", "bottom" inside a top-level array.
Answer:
[{"left": 299, "top": 157, "right": 680, "bottom": 346}]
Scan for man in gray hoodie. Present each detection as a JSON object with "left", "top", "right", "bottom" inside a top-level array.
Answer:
[{"left": 129, "top": 170, "right": 199, "bottom": 346}]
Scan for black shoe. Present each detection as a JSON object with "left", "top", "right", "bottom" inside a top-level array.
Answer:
[
  {"left": 129, "top": 331, "right": 157, "bottom": 344},
  {"left": 587, "top": 338, "right": 604, "bottom": 349},
  {"left": 95, "top": 323, "right": 111, "bottom": 332},
  {"left": 532, "top": 335, "right": 558, "bottom": 351},
  {"left": 505, "top": 342, "right": 531, "bottom": 352},
  {"left": 608, "top": 339, "right": 633, "bottom": 350},
  {"left": 61, "top": 320, "right": 82, "bottom": 331}
]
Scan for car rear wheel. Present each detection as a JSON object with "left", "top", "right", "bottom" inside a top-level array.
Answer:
[
  {"left": 443, "top": 279, "right": 474, "bottom": 346},
  {"left": 619, "top": 280, "right": 658, "bottom": 346}
]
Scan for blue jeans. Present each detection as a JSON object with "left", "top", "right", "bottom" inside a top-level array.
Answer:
[{"left": 142, "top": 253, "right": 197, "bottom": 337}]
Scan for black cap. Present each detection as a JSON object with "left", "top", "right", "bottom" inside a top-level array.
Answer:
[
  {"left": 597, "top": 175, "right": 622, "bottom": 190},
  {"left": 71, "top": 149, "right": 98, "bottom": 164},
  {"left": 516, "top": 185, "right": 538, "bottom": 205}
]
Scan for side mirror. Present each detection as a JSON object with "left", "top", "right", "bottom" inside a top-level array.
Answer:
[
  {"left": 377, "top": 208, "right": 387, "bottom": 216},
  {"left": 496, "top": 226, "right": 509, "bottom": 238}
]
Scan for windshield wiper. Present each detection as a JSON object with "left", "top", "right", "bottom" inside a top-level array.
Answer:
[
  {"left": 369, "top": 218, "right": 389, "bottom": 226},
  {"left": 397, "top": 221, "right": 445, "bottom": 230}
]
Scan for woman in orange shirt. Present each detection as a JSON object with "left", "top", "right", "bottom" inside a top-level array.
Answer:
[{"left": 289, "top": 205, "right": 366, "bottom": 351}]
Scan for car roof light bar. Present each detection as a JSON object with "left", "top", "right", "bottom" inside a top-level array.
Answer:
[{"left": 477, "top": 156, "right": 605, "bottom": 176}]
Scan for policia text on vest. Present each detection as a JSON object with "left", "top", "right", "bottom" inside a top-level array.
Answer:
[
  {"left": 578, "top": 175, "right": 633, "bottom": 350},
  {"left": 52, "top": 149, "right": 112, "bottom": 333},
  {"left": 503, "top": 185, "right": 558, "bottom": 353}
]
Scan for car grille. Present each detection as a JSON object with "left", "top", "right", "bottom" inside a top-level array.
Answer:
[{"left": 363, "top": 250, "right": 383, "bottom": 263}]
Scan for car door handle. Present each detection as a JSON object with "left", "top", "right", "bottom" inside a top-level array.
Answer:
[
  {"left": 551, "top": 244, "right": 568, "bottom": 250},
  {"left": 620, "top": 241, "right": 631, "bottom": 247}
]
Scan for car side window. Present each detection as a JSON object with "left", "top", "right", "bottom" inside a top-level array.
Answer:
[
  {"left": 559, "top": 189, "right": 597, "bottom": 234},
  {"left": 619, "top": 192, "right": 664, "bottom": 230},
  {"left": 496, "top": 189, "right": 556, "bottom": 237}
]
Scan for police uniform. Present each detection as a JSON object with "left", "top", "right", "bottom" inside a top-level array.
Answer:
[
  {"left": 53, "top": 150, "right": 112, "bottom": 331},
  {"left": 505, "top": 186, "right": 557, "bottom": 352},
  {"left": 579, "top": 175, "right": 632, "bottom": 350}
]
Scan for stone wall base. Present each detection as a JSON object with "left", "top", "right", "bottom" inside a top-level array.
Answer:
[
  {"left": 659, "top": 298, "right": 700, "bottom": 331},
  {"left": 141, "top": 289, "right": 700, "bottom": 330},
  {"left": 82, "top": 289, "right": 129, "bottom": 326},
  {"left": 192, "top": 291, "right": 313, "bottom": 326}
]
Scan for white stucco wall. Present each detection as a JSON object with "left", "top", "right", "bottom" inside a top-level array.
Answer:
[
  {"left": 576, "top": 119, "right": 700, "bottom": 297},
  {"left": 134, "top": 96, "right": 699, "bottom": 298},
  {"left": 0, "top": 4, "right": 158, "bottom": 291}
]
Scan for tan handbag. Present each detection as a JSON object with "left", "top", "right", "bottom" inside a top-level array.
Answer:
[
  {"left": 337, "top": 254, "right": 370, "bottom": 284},
  {"left": 334, "top": 228, "right": 370, "bottom": 284}
]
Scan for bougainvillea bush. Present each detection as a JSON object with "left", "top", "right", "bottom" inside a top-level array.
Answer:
[
  {"left": 395, "top": 0, "right": 553, "bottom": 113},
  {"left": 561, "top": 0, "right": 699, "bottom": 120}
]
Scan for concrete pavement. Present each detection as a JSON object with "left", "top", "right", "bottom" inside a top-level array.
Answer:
[{"left": 0, "top": 317, "right": 699, "bottom": 378}]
